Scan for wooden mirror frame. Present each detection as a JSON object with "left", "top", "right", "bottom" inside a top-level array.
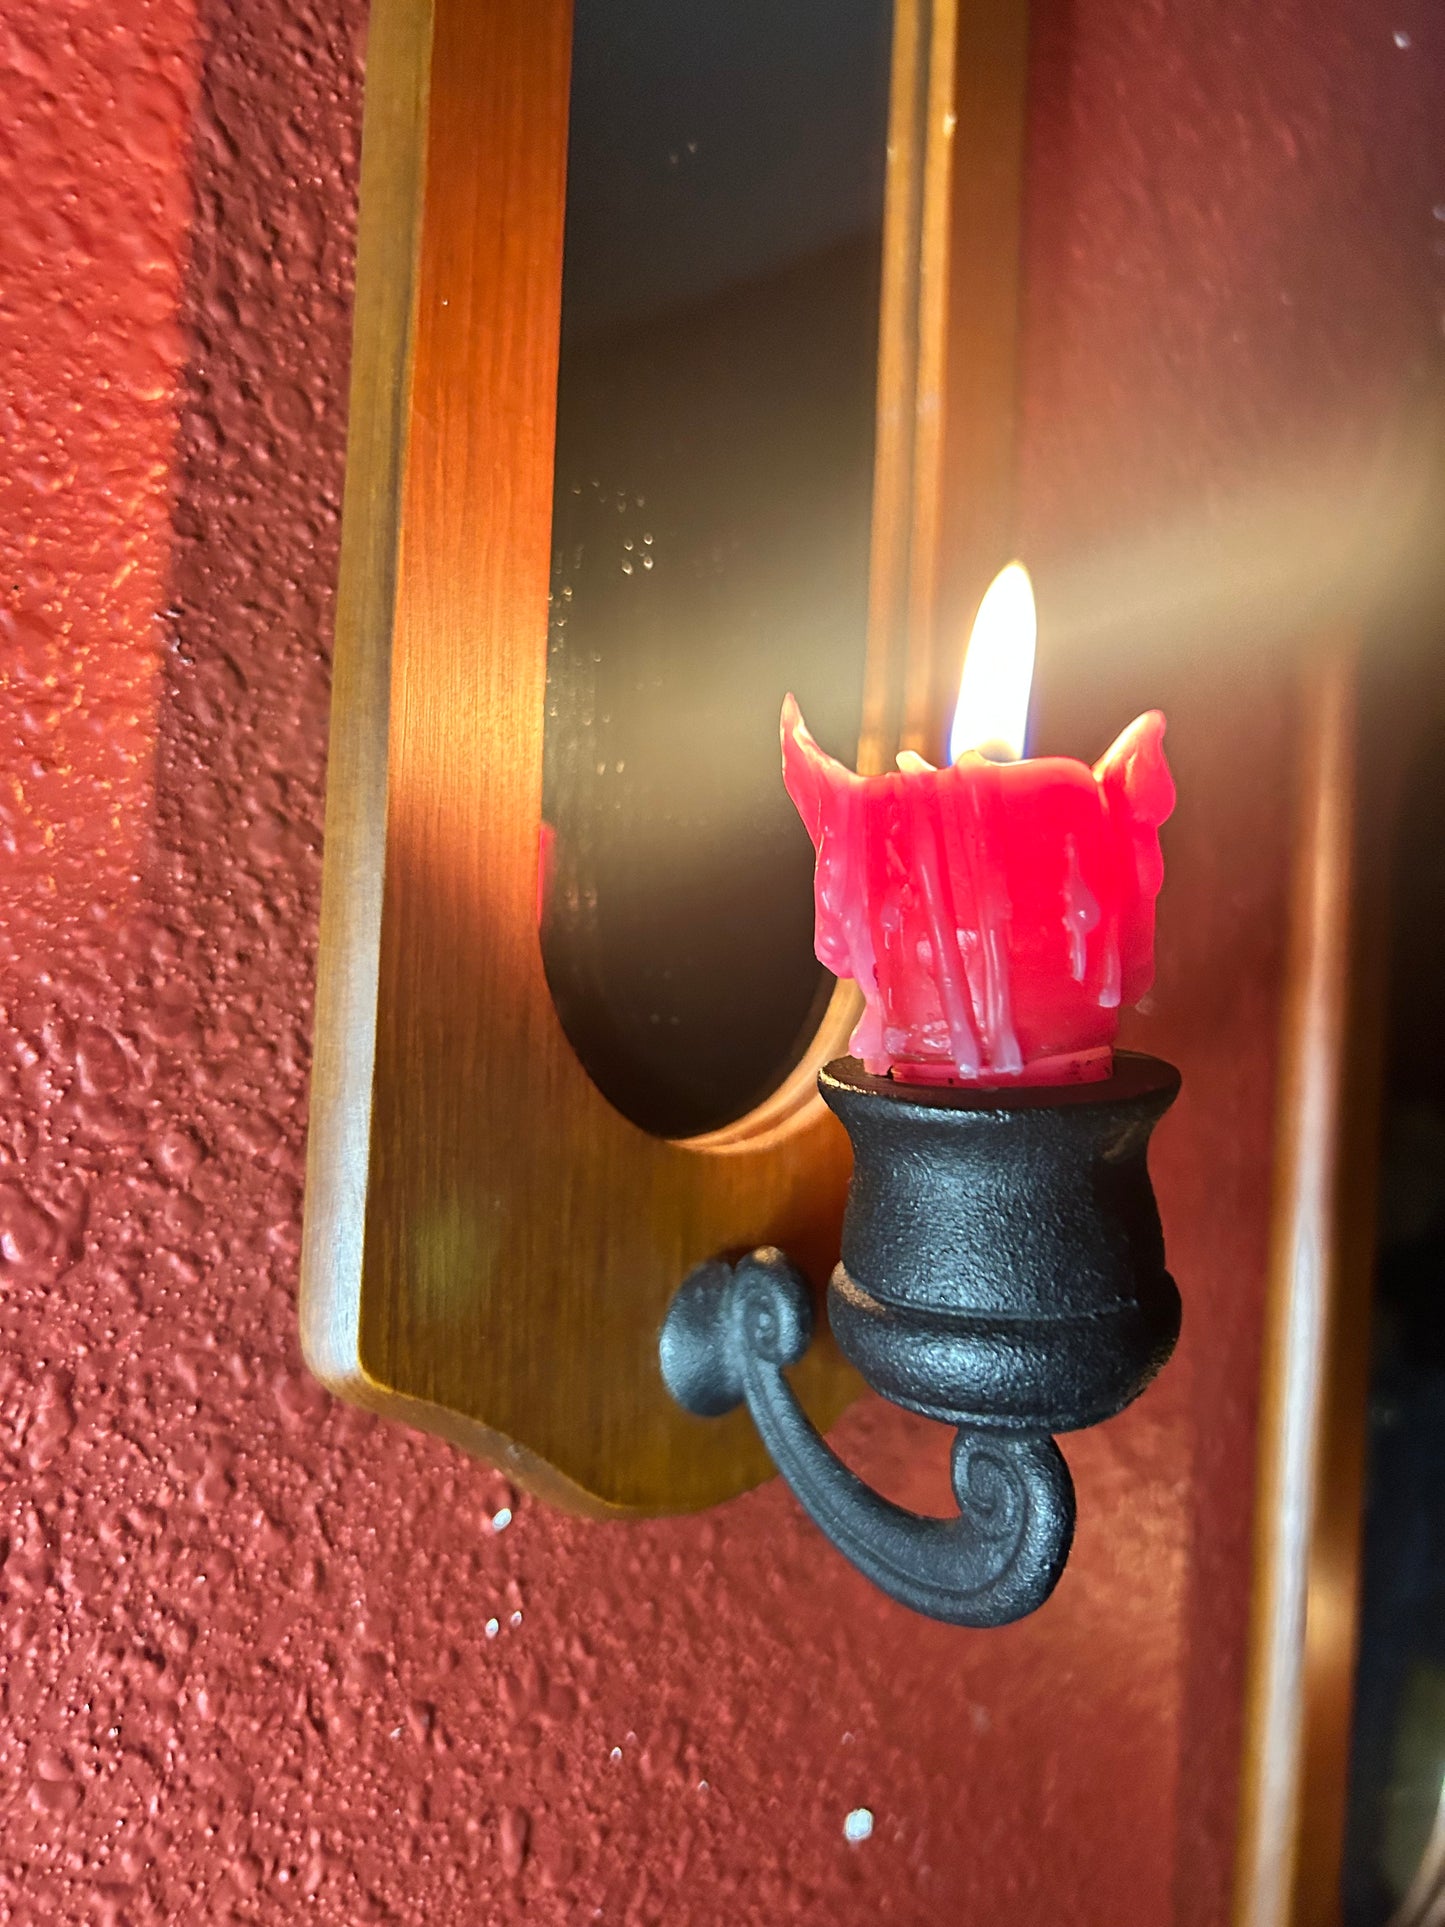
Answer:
[
  {"left": 300, "top": 0, "right": 1032, "bottom": 1513},
  {"left": 1235, "top": 620, "right": 1445, "bottom": 1927}
]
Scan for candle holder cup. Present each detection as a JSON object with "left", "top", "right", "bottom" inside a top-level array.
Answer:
[{"left": 659, "top": 1051, "right": 1180, "bottom": 1626}]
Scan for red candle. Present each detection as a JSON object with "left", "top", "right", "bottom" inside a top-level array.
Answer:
[{"left": 782, "top": 566, "right": 1174, "bottom": 1087}]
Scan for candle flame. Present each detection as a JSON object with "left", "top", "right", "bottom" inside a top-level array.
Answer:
[{"left": 948, "top": 561, "right": 1037, "bottom": 764}]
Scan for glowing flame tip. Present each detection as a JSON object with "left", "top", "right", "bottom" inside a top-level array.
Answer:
[{"left": 948, "top": 562, "right": 1037, "bottom": 765}]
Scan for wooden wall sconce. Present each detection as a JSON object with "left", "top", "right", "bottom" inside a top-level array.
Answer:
[{"left": 300, "top": 0, "right": 1034, "bottom": 1516}]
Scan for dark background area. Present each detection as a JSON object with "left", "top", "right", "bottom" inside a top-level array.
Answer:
[{"left": 1345, "top": 678, "right": 1445, "bottom": 1923}]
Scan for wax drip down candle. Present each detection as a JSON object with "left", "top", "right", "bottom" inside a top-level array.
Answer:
[{"left": 782, "top": 564, "right": 1175, "bottom": 1087}]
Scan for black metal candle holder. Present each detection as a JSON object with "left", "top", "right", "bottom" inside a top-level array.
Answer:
[{"left": 659, "top": 1051, "right": 1181, "bottom": 1626}]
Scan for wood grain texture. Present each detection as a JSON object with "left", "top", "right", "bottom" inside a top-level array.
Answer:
[
  {"left": 914, "top": 0, "right": 1032, "bottom": 743},
  {"left": 864, "top": 0, "right": 1032, "bottom": 765},
  {"left": 1232, "top": 642, "right": 1388, "bottom": 1927},
  {"left": 301, "top": 0, "right": 1032, "bottom": 1513},
  {"left": 299, "top": 0, "right": 432, "bottom": 1441}
]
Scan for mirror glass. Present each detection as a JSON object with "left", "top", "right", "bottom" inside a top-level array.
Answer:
[{"left": 539, "top": 0, "right": 894, "bottom": 1138}]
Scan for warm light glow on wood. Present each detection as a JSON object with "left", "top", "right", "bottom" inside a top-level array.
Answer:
[{"left": 949, "top": 561, "right": 1037, "bottom": 764}]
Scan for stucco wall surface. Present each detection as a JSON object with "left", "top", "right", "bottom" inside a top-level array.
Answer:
[{"left": 0, "top": 0, "right": 1440, "bottom": 1923}]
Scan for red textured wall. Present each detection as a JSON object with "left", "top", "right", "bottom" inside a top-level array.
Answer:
[{"left": 2, "top": 2, "right": 1440, "bottom": 1924}]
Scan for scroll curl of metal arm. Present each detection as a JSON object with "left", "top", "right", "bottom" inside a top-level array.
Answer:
[{"left": 660, "top": 1249, "right": 1075, "bottom": 1628}]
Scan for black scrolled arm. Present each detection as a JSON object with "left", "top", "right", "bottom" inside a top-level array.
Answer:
[
  {"left": 658, "top": 1055, "right": 1182, "bottom": 1628},
  {"left": 660, "top": 1249, "right": 1076, "bottom": 1628}
]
